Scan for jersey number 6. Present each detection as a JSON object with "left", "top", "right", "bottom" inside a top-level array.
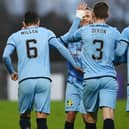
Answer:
[{"left": 26, "top": 39, "right": 38, "bottom": 58}]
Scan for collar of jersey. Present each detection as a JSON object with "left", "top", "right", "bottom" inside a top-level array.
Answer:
[
  {"left": 92, "top": 23, "right": 109, "bottom": 27},
  {"left": 94, "top": 23, "right": 107, "bottom": 25},
  {"left": 25, "top": 25, "right": 38, "bottom": 29}
]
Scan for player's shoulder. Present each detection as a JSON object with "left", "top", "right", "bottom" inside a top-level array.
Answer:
[
  {"left": 81, "top": 24, "right": 91, "bottom": 29},
  {"left": 8, "top": 31, "right": 18, "bottom": 40},
  {"left": 39, "top": 27, "right": 56, "bottom": 39},
  {"left": 78, "top": 24, "right": 91, "bottom": 32},
  {"left": 107, "top": 25, "right": 120, "bottom": 33},
  {"left": 13, "top": 29, "right": 25, "bottom": 37},
  {"left": 122, "top": 26, "right": 129, "bottom": 33},
  {"left": 38, "top": 26, "right": 54, "bottom": 34}
]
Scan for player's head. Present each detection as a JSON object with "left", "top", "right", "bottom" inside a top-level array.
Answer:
[
  {"left": 80, "top": 7, "right": 93, "bottom": 26},
  {"left": 23, "top": 11, "right": 40, "bottom": 27},
  {"left": 93, "top": 2, "right": 109, "bottom": 19}
]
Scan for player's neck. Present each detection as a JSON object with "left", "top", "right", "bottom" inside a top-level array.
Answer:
[
  {"left": 24, "top": 23, "right": 39, "bottom": 29},
  {"left": 95, "top": 18, "right": 106, "bottom": 24}
]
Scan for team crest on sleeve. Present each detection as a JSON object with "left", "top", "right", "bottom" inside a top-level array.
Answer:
[{"left": 67, "top": 99, "right": 73, "bottom": 106}]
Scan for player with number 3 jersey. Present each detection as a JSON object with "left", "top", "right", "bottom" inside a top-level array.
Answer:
[{"left": 66, "top": 2, "right": 121, "bottom": 129}]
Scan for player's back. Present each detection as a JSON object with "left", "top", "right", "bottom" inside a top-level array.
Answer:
[
  {"left": 79, "top": 23, "right": 120, "bottom": 79},
  {"left": 9, "top": 26, "right": 54, "bottom": 82}
]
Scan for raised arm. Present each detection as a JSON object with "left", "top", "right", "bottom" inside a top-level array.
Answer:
[
  {"left": 49, "top": 37, "right": 82, "bottom": 72},
  {"left": 59, "top": 18, "right": 81, "bottom": 44},
  {"left": 69, "top": 2, "right": 88, "bottom": 33},
  {"left": 60, "top": 2, "right": 87, "bottom": 43}
]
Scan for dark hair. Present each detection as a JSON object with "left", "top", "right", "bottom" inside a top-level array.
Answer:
[
  {"left": 93, "top": 2, "right": 109, "bottom": 19},
  {"left": 24, "top": 11, "right": 40, "bottom": 25}
]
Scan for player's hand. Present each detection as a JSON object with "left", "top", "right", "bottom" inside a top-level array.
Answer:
[
  {"left": 75, "top": 66, "right": 83, "bottom": 73},
  {"left": 114, "top": 63, "right": 120, "bottom": 66},
  {"left": 76, "top": 2, "right": 87, "bottom": 19},
  {"left": 11, "top": 72, "right": 18, "bottom": 81},
  {"left": 77, "top": 2, "right": 87, "bottom": 11}
]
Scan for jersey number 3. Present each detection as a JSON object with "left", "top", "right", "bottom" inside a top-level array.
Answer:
[
  {"left": 26, "top": 39, "right": 38, "bottom": 58},
  {"left": 92, "top": 40, "right": 104, "bottom": 60}
]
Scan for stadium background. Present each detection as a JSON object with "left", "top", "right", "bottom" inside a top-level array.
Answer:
[{"left": 0, "top": 0, "right": 128, "bottom": 100}]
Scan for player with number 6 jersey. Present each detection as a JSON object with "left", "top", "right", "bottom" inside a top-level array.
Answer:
[
  {"left": 2, "top": 11, "right": 80, "bottom": 129},
  {"left": 3, "top": 23, "right": 78, "bottom": 83}
]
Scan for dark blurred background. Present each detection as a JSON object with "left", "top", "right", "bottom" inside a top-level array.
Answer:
[{"left": 0, "top": 0, "right": 128, "bottom": 100}]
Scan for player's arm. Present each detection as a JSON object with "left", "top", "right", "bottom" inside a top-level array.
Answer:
[
  {"left": 2, "top": 45, "right": 18, "bottom": 80},
  {"left": 115, "top": 40, "right": 128, "bottom": 57},
  {"left": 59, "top": 17, "right": 81, "bottom": 44},
  {"left": 62, "top": 26, "right": 83, "bottom": 44},
  {"left": 113, "top": 53, "right": 127, "bottom": 65},
  {"left": 3, "top": 45, "right": 15, "bottom": 74},
  {"left": 60, "top": 2, "right": 87, "bottom": 43},
  {"left": 114, "top": 42, "right": 127, "bottom": 65},
  {"left": 49, "top": 37, "right": 82, "bottom": 72},
  {"left": 115, "top": 29, "right": 129, "bottom": 57},
  {"left": 2, "top": 35, "right": 18, "bottom": 81}
]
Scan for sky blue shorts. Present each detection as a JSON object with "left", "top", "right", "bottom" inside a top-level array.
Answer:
[
  {"left": 83, "top": 77, "right": 118, "bottom": 112},
  {"left": 18, "top": 78, "right": 51, "bottom": 114},
  {"left": 65, "top": 81, "right": 86, "bottom": 114}
]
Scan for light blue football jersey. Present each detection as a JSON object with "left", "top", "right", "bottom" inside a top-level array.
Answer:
[
  {"left": 59, "top": 17, "right": 83, "bottom": 83},
  {"left": 64, "top": 41, "right": 83, "bottom": 81},
  {"left": 59, "top": 39, "right": 83, "bottom": 82},
  {"left": 72, "top": 23, "right": 121, "bottom": 79},
  {"left": 3, "top": 26, "right": 77, "bottom": 82}
]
